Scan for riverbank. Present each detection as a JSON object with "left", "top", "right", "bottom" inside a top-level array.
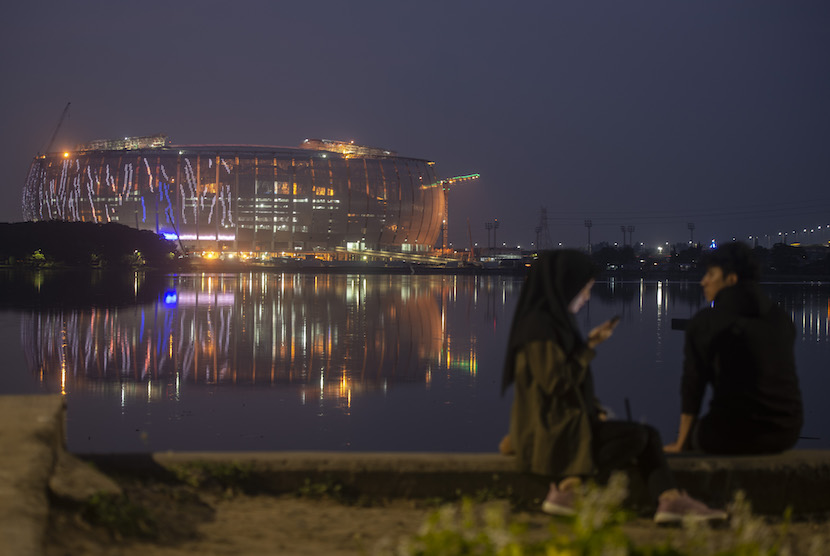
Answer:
[{"left": 3, "top": 395, "right": 829, "bottom": 555}]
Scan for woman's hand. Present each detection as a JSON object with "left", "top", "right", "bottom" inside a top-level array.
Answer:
[{"left": 587, "top": 317, "right": 620, "bottom": 349}]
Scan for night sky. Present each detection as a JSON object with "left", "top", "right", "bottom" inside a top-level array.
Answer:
[{"left": 2, "top": 1, "right": 828, "bottom": 249}]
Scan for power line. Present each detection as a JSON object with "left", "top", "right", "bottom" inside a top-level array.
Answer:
[{"left": 541, "top": 197, "right": 830, "bottom": 222}]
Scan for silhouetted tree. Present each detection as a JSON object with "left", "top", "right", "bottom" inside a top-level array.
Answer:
[{"left": 0, "top": 222, "right": 176, "bottom": 268}]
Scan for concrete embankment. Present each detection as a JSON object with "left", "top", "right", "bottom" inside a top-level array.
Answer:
[
  {"left": 1, "top": 396, "right": 65, "bottom": 556},
  {"left": 3, "top": 395, "right": 830, "bottom": 556}
]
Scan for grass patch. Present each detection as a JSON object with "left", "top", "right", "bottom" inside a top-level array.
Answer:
[
  {"left": 168, "top": 461, "right": 254, "bottom": 493},
  {"left": 49, "top": 480, "right": 215, "bottom": 548},
  {"left": 82, "top": 492, "right": 157, "bottom": 540},
  {"left": 294, "top": 477, "right": 380, "bottom": 507}
]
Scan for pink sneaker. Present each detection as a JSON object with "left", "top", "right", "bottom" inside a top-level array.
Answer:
[
  {"left": 541, "top": 484, "right": 576, "bottom": 517},
  {"left": 654, "top": 492, "right": 728, "bottom": 524}
]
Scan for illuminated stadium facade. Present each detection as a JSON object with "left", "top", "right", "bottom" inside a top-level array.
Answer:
[{"left": 22, "top": 135, "right": 445, "bottom": 255}]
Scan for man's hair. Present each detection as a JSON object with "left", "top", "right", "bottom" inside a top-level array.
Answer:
[{"left": 701, "top": 242, "right": 761, "bottom": 282}]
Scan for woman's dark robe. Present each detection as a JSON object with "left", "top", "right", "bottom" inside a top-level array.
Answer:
[{"left": 502, "top": 250, "right": 601, "bottom": 479}]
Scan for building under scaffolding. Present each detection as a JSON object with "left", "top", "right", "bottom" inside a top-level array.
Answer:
[{"left": 23, "top": 135, "right": 447, "bottom": 259}]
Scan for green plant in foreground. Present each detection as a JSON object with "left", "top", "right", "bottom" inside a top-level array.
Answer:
[
  {"left": 395, "top": 473, "right": 639, "bottom": 556},
  {"left": 386, "top": 473, "right": 827, "bottom": 556},
  {"left": 398, "top": 498, "right": 528, "bottom": 556}
]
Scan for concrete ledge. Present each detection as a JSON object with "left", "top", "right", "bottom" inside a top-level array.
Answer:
[
  {"left": 668, "top": 451, "right": 830, "bottom": 514},
  {"left": 84, "top": 449, "right": 830, "bottom": 515},
  {"left": 90, "top": 451, "right": 547, "bottom": 504}
]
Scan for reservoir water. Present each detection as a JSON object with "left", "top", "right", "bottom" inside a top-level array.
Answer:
[{"left": 1, "top": 271, "right": 827, "bottom": 453}]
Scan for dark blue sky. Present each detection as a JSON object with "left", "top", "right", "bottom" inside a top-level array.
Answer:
[{"left": 2, "top": 1, "right": 828, "bottom": 249}]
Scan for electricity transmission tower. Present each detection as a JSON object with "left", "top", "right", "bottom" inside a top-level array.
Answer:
[{"left": 535, "top": 207, "right": 553, "bottom": 250}]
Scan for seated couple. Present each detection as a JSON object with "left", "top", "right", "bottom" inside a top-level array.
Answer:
[{"left": 500, "top": 244, "right": 802, "bottom": 523}]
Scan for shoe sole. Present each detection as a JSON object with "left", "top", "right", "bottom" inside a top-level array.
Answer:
[
  {"left": 654, "top": 511, "right": 728, "bottom": 525},
  {"left": 541, "top": 501, "right": 576, "bottom": 517}
]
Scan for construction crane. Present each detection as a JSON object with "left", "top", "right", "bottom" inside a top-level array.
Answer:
[
  {"left": 439, "top": 173, "right": 479, "bottom": 256},
  {"left": 43, "top": 102, "right": 71, "bottom": 154}
]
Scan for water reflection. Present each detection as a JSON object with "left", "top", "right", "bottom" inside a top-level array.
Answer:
[
  {"left": 0, "top": 269, "right": 168, "bottom": 309},
  {"left": 23, "top": 274, "right": 520, "bottom": 405},
  {"left": 771, "top": 284, "right": 830, "bottom": 343},
  {"left": 11, "top": 273, "right": 829, "bottom": 452}
]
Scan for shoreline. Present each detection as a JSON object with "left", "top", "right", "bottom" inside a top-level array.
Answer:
[{"left": 3, "top": 262, "right": 830, "bottom": 282}]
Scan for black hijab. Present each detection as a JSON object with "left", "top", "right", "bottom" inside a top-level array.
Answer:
[{"left": 501, "top": 250, "right": 598, "bottom": 394}]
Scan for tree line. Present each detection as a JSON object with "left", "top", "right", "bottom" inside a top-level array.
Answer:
[
  {"left": 590, "top": 242, "right": 830, "bottom": 277},
  {"left": 0, "top": 221, "right": 177, "bottom": 268}
]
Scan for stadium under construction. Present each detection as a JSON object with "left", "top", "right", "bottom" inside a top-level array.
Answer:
[{"left": 22, "top": 134, "right": 479, "bottom": 264}]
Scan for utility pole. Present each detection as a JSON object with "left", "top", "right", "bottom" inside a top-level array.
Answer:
[
  {"left": 627, "top": 225, "right": 635, "bottom": 246},
  {"left": 484, "top": 222, "right": 493, "bottom": 254},
  {"left": 584, "top": 219, "right": 592, "bottom": 254},
  {"left": 687, "top": 222, "right": 695, "bottom": 245},
  {"left": 493, "top": 219, "right": 500, "bottom": 253}
]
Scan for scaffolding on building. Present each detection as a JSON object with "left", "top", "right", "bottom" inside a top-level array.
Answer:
[
  {"left": 77, "top": 134, "right": 170, "bottom": 151},
  {"left": 299, "top": 138, "right": 398, "bottom": 158}
]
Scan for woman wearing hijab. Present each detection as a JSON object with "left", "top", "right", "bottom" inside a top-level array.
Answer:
[{"left": 502, "top": 250, "right": 726, "bottom": 524}]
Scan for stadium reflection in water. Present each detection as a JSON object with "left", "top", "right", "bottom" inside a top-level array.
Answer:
[
  {"left": 16, "top": 275, "right": 830, "bottom": 452},
  {"left": 23, "top": 273, "right": 514, "bottom": 406}
]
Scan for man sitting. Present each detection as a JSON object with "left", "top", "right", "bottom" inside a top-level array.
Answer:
[{"left": 664, "top": 242, "right": 803, "bottom": 455}]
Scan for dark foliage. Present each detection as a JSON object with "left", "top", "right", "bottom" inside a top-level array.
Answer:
[
  {"left": 0, "top": 221, "right": 176, "bottom": 267},
  {"left": 590, "top": 243, "right": 830, "bottom": 278}
]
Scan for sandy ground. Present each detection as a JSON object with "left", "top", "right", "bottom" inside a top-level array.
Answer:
[
  {"left": 47, "top": 492, "right": 430, "bottom": 556},
  {"left": 46, "top": 488, "right": 830, "bottom": 556}
]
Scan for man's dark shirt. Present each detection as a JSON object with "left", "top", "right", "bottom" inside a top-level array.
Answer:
[{"left": 682, "top": 283, "right": 803, "bottom": 450}]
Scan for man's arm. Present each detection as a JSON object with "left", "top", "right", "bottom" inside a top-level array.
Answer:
[
  {"left": 664, "top": 413, "right": 696, "bottom": 452},
  {"left": 665, "top": 317, "right": 709, "bottom": 453}
]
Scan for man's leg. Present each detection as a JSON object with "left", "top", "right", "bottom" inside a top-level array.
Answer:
[
  {"left": 696, "top": 415, "right": 799, "bottom": 454},
  {"left": 593, "top": 420, "right": 676, "bottom": 499}
]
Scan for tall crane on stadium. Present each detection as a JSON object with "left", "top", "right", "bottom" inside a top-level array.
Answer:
[
  {"left": 439, "top": 173, "right": 480, "bottom": 256},
  {"left": 43, "top": 102, "right": 71, "bottom": 154}
]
